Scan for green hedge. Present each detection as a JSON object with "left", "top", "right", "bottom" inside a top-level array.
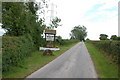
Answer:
[
  {"left": 62, "top": 39, "right": 79, "bottom": 45},
  {"left": 54, "top": 39, "right": 79, "bottom": 46},
  {"left": 87, "top": 40, "right": 120, "bottom": 64},
  {"left": 2, "top": 34, "right": 35, "bottom": 72}
]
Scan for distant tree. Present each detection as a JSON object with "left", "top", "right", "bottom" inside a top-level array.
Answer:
[
  {"left": 86, "top": 38, "right": 90, "bottom": 40},
  {"left": 110, "top": 35, "right": 118, "bottom": 40},
  {"left": 56, "top": 36, "right": 62, "bottom": 40},
  {"left": 70, "top": 25, "right": 87, "bottom": 41},
  {"left": 99, "top": 34, "right": 108, "bottom": 40}
]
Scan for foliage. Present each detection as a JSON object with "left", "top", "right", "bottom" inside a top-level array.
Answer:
[
  {"left": 2, "top": 1, "right": 52, "bottom": 76},
  {"left": 0, "top": 2, "right": 2, "bottom": 23},
  {"left": 57, "top": 36, "right": 62, "bottom": 40},
  {"left": 49, "top": 17, "right": 61, "bottom": 29},
  {"left": 27, "top": 2, "right": 38, "bottom": 14},
  {"left": 2, "top": 2, "right": 46, "bottom": 48},
  {"left": 85, "top": 42, "right": 118, "bottom": 78},
  {"left": 86, "top": 38, "right": 90, "bottom": 40},
  {"left": 2, "top": 2, "right": 27, "bottom": 36},
  {"left": 2, "top": 1, "right": 63, "bottom": 76},
  {"left": 110, "top": 35, "right": 120, "bottom": 41},
  {"left": 87, "top": 40, "right": 120, "bottom": 64},
  {"left": 2, "top": 34, "right": 35, "bottom": 72},
  {"left": 3, "top": 41, "right": 79, "bottom": 78},
  {"left": 60, "top": 39, "right": 79, "bottom": 45},
  {"left": 70, "top": 25, "right": 87, "bottom": 41},
  {"left": 54, "top": 38, "right": 79, "bottom": 46},
  {"left": 99, "top": 34, "right": 108, "bottom": 40},
  {"left": 55, "top": 36, "right": 63, "bottom": 45},
  {"left": 110, "top": 35, "right": 118, "bottom": 40},
  {"left": 118, "top": 36, "right": 120, "bottom": 40}
]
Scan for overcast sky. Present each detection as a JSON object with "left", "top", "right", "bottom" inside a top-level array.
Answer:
[
  {"left": 47, "top": 0, "right": 119, "bottom": 40},
  {"left": 0, "top": 0, "right": 119, "bottom": 40}
]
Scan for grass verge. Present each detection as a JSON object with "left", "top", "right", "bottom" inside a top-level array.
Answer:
[
  {"left": 3, "top": 41, "right": 79, "bottom": 78},
  {"left": 85, "top": 42, "right": 118, "bottom": 78}
]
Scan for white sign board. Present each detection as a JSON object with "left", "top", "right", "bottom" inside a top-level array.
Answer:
[
  {"left": 46, "top": 34, "right": 54, "bottom": 41},
  {"left": 39, "top": 47, "right": 60, "bottom": 51}
]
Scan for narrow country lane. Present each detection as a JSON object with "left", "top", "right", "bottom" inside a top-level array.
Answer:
[{"left": 26, "top": 42, "right": 98, "bottom": 78}]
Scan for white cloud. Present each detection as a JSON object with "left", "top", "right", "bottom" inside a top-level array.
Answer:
[{"left": 99, "top": 0, "right": 119, "bottom": 10}]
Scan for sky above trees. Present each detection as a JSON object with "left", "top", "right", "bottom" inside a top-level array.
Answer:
[{"left": 51, "top": 0, "right": 119, "bottom": 40}]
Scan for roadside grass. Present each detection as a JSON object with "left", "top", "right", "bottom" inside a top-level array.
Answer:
[
  {"left": 3, "top": 41, "right": 79, "bottom": 78},
  {"left": 85, "top": 42, "right": 118, "bottom": 78}
]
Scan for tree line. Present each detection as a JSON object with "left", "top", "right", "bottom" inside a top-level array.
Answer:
[
  {"left": 86, "top": 34, "right": 120, "bottom": 41},
  {"left": 99, "top": 34, "right": 120, "bottom": 41},
  {"left": 69, "top": 25, "right": 119, "bottom": 41}
]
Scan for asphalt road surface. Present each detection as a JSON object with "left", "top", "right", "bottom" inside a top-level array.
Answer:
[{"left": 27, "top": 42, "right": 98, "bottom": 78}]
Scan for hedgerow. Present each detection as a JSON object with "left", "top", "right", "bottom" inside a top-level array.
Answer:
[
  {"left": 54, "top": 39, "right": 79, "bottom": 45},
  {"left": 87, "top": 40, "right": 120, "bottom": 64},
  {"left": 2, "top": 34, "right": 35, "bottom": 72}
]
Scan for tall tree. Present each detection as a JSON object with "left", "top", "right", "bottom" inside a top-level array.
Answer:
[
  {"left": 2, "top": 1, "right": 47, "bottom": 36},
  {"left": 2, "top": 2, "right": 27, "bottom": 36},
  {"left": 2, "top": 1, "right": 48, "bottom": 47},
  {"left": 70, "top": 25, "right": 87, "bottom": 41}
]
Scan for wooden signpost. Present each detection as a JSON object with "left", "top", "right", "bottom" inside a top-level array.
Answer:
[
  {"left": 40, "top": 29, "right": 60, "bottom": 55},
  {"left": 44, "top": 29, "right": 56, "bottom": 41}
]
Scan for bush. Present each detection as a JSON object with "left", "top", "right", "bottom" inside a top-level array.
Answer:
[
  {"left": 87, "top": 40, "right": 120, "bottom": 64},
  {"left": 2, "top": 34, "right": 35, "bottom": 72},
  {"left": 62, "top": 39, "right": 79, "bottom": 45},
  {"left": 54, "top": 39, "right": 79, "bottom": 46}
]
